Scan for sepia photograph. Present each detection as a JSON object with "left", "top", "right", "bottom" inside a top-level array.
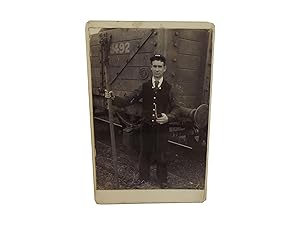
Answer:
[
  {"left": 86, "top": 21, "right": 214, "bottom": 203},
  {"left": 3, "top": 0, "right": 300, "bottom": 222}
]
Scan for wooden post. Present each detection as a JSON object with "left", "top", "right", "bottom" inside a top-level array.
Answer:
[{"left": 100, "top": 33, "right": 119, "bottom": 189}]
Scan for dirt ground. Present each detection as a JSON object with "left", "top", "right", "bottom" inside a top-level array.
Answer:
[{"left": 95, "top": 136, "right": 207, "bottom": 190}]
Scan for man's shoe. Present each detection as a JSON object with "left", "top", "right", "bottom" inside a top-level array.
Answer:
[
  {"left": 137, "top": 180, "right": 152, "bottom": 189},
  {"left": 160, "top": 182, "right": 168, "bottom": 189}
]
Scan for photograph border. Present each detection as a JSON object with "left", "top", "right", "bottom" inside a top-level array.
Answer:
[{"left": 85, "top": 21, "right": 215, "bottom": 204}]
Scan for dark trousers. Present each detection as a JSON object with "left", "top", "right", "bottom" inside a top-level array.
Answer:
[{"left": 139, "top": 122, "right": 169, "bottom": 184}]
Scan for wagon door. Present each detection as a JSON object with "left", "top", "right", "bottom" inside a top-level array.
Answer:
[{"left": 93, "top": 28, "right": 164, "bottom": 117}]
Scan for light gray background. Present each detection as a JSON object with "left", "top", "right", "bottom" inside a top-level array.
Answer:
[{"left": 0, "top": 0, "right": 299, "bottom": 224}]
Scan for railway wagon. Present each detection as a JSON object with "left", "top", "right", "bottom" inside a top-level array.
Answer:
[{"left": 89, "top": 28, "right": 213, "bottom": 150}]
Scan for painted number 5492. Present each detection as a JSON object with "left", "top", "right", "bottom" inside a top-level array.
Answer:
[{"left": 110, "top": 42, "right": 130, "bottom": 54}]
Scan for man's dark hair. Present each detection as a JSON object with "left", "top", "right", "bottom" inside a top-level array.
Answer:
[{"left": 150, "top": 54, "right": 166, "bottom": 66}]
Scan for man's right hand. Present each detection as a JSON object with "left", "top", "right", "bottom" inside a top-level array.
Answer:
[{"left": 104, "top": 89, "right": 115, "bottom": 100}]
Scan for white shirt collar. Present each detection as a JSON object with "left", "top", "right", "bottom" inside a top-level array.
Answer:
[{"left": 152, "top": 76, "right": 163, "bottom": 88}]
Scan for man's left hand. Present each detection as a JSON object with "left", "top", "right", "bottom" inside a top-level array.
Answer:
[{"left": 156, "top": 113, "right": 168, "bottom": 124}]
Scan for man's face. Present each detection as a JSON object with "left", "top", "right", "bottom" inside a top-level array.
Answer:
[{"left": 151, "top": 60, "right": 166, "bottom": 79}]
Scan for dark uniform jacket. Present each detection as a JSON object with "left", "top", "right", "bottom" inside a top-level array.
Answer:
[{"left": 113, "top": 78, "right": 179, "bottom": 124}]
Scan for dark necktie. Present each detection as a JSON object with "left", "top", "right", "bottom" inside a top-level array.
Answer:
[{"left": 154, "top": 80, "right": 159, "bottom": 89}]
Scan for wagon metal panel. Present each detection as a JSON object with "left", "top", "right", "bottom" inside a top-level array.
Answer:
[
  {"left": 108, "top": 28, "right": 150, "bottom": 42},
  {"left": 108, "top": 52, "right": 154, "bottom": 67},
  {"left": 177, "top": 39, "right": 205, "bottom": 56},
  {"left": 177, "top": 29, "right": 208, "bottom": 41},
  {"left": 108, "top": 66, "right": 151, "bottom": 80}
]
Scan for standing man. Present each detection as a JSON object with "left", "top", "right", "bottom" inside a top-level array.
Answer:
[{"left": 105, "top": 54, "right": 179, "bottom": 188}]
